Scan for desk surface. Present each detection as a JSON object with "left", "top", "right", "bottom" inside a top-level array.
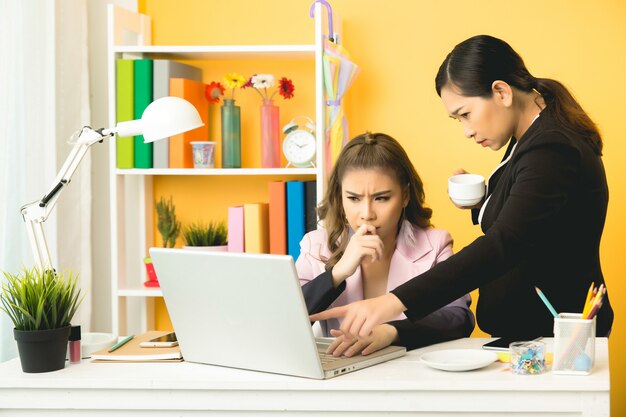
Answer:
[{"left": 0, "top": 338, "right": 610, "bottom": 416}]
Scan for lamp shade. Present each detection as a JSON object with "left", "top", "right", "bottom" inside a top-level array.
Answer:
[
  {"left": 114, "top": 96, "right": 204, "bottom": 142},
  {"left": 141, "top": 96, "right": 204, "bottom": 142}
]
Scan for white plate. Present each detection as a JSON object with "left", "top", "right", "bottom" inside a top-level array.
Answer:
[{"left": 420, "top": 349, "right": 498, "bottom": 371}]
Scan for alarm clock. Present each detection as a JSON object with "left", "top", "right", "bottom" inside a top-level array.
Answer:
[{"left": 282, "top": 116, "right": 316, "bottom": 168}]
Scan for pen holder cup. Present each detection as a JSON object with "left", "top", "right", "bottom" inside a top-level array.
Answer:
[
  {"left": 509, "top": 340, "right": 546, "bottom": 375},
  {"left": 552, "top": 313, "right": 596, "bottom": 375}
]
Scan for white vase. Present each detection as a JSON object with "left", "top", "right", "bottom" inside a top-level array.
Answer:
[{"left": 182, "top": 245, "right": 228, "bottom": 252}]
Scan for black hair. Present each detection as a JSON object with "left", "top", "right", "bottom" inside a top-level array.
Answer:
[{"left": 435, "top": 35, "right": 602, "bottom": 154}]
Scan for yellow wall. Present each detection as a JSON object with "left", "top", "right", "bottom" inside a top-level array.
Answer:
[{"left": 141, "top": 0, "right": 626, "bottom": 412}]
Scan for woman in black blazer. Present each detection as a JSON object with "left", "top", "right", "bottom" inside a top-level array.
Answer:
[{"left": 311, "top": 35, "right": 614, "bottom": 339}]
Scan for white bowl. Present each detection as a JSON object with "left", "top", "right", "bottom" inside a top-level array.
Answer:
[{"left": 81, "top": 332, "right": 117, "bottom": 358}]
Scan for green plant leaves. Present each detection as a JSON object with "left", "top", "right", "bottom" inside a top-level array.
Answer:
[
  {"left": 0, "top": 267, "right": 85, "bottom": 331},
  {"left": 156, "top": 196, "right": 181, "bottom": 248},
  {"left": 182, "top": 221, "right": 228, "bottom": 246}
]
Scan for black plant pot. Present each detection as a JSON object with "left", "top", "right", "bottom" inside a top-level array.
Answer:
[{"left": 14, "top": 325, "right": 71, "bottom": 373}]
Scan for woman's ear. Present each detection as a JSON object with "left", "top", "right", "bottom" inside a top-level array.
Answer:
[{"left": 491, "top": 80, "right": 513, "bottom": 107}]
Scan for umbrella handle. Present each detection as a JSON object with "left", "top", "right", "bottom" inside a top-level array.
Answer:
[{"left": 309, "top": 0, "right": 335, "bottom": 43}]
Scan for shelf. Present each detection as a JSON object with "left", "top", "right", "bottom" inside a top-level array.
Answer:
[
  {"left": 115, "top": 168, "right": 320, "bottom": 176},
  {"left": 107, "top": 3, "right": 327, "bottom": 336},
  {"left": 118, "top": 287, "right": 163, "bottom": 297},
  {"left": 113, "top": 44, "right": 316, "bottom": 60}
]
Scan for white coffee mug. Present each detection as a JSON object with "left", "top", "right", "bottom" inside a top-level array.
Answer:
[{"left": 448, "top": 174, "right": 486, "bottom": 207}]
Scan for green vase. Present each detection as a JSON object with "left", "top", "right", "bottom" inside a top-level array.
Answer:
[{"left": 221, "top": 99, "right": 241, "bottom": 168}]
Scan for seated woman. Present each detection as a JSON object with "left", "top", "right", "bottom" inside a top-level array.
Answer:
[{"left": 296, "top": 132, "right": 475, "bottom": 357}]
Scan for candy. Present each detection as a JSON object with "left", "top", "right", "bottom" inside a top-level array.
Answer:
[{"left": 510, "top": 341, "right": 546, "bottom": 375}]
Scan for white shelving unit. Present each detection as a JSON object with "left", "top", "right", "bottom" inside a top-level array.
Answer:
[{"left": 107, "top": 5, "right": 331, "bottom": 336}]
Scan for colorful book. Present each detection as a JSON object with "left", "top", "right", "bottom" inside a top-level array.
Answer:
[
  {"left": 244, "top": 203, "right": 269, "bottom": 254},
  {"left": 133, "top": 59, "right": 153, "bottom": 168},
  {"left": 304, "top": 180, "right": 317, "bottom": 232},
  {"left": 286, "top": 181, "right": 306, "bottom": 260},
  {"left": 152, "top": 60, "right": 202, "bottom": 169},
  {"left": 168, "top": 78, "right": 209, "bottom": 168},
  {"left": 227, "top": 205, "right": 245, "bottom": 253},
  {"left": 268, "top": 181, "right": 287, "bottom": 255},
  {"left": 115, "top": 59, "right": 134, "bottom": 168}
]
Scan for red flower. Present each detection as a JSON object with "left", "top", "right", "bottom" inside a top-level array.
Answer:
[
  {"left": 205, "top": 82, "right": 225, "bottom": 104},
  {"left": 241, "top": 76, "right": 254, "bottom": 89},
  {"left": 278, "top": 77, "right": 295, "bottom": 99}
]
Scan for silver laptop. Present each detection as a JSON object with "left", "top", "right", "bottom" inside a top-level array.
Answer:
[{"left": 149, "top": 248, "right": 406, "bottom": 379}]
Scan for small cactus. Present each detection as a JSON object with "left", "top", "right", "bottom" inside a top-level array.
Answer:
[{"left": 155, "top": 196, "right": 181, "bottom": 248}]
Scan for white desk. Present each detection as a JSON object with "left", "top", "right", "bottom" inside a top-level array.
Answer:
[{"left": 0, "top": 338, "right": 609, "bottom": 416}]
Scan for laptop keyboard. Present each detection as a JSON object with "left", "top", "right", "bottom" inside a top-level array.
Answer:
[{"left": 318, "top": 352, "right": 343, "bottom": 365}]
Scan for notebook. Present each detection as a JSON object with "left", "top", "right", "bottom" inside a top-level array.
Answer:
[
  {"left": 91, "top": 331, "right": 182, "bottom": 362},
  {"left": 149, "top": 248, "right": 406, "bottom": 379}
]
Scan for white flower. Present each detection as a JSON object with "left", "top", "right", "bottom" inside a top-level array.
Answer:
[{"left": 251, "top": 74, "right": 275, "bottom": 89}]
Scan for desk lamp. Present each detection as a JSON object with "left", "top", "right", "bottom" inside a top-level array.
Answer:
[{"left": 20, "top": 96, "right": 203, "bottom": 271}]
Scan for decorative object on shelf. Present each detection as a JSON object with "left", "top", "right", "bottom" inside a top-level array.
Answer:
[
  {"left": 282, "top": 116, "right": 316, "bottom": 168},
  {"left": 143, "top": 257, "right": 159, "bottom": 287},
  {"left": 205, "top": 81, "right": 225, "bottom": 105},
  {"left": 156, "top": 196, "right": 181, "bottom": 248},
  {"left": 221, "top": 98, "right": 242, "bottom": 168},
  {"left": 310, "top": 0, "right": 360, "bottom": 173},
  {"left": 19, "top": 96, "right": 203, "bottom": 271},
  {"left": 321, "top": 40, "right": 360, "bottom": 173},
  {"left": 245, "top": 74, "right": 296, "bottom": 168},
  {"left": 205, "top": 81, "right": 225, "bottom": 168},
  {"left": 182, "top": 221, "right": 228, "bottom": 251},
  {"left": 0, "top": 267, "right": 84, "bottom": 373},
  {"left": 190, "top": 141, "right": 216, "bottom": 168},
  {"left": 211, "top": 73, "right": 246, "bottom": 168},
  {"left": 260, "top": 99, "right": 281, "bottom": 168}
]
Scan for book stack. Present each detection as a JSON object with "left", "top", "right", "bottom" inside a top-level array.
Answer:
[
  {"left": 227, "top": 180, "right": 317, "bottom": 261},
  {"left": 115, "top": 58, "right": 204, "bottom": 169}
]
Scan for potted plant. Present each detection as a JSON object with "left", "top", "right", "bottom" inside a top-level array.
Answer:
[
  {"left": 156, "top": 196, "right": 181, "bottom": 248},
  {"left": 0, "top": 267, "right": 84, "bottom": 373},
  {"left": 182, "top": 221, "right": 228, "bottom": 251},
  {"left": 145, "top": 196, "right": 182, "bottom": 287}
]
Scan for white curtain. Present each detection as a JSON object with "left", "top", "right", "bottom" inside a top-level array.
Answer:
[{"left": 0, "top": 0, "right": 91, "bottom": 362}]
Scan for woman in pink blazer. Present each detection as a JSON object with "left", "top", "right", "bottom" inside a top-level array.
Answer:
[{"left": 296, "top": 133, "right": 474, "bottom": 357}]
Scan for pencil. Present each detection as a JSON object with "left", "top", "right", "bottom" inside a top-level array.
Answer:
[
  {"left": 581, "top": 282, "right": 594, "bottom": 316},
  {"left": 534, "top": 287, "right": 559, "bottom": 318},
  {"left": 586, "top": 300, "right": 603, "bottom": 320},
  {"left": 108, "top": 334, "right": 134, "bottom": 352}
]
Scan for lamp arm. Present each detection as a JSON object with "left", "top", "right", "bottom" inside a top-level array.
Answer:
[{"left": 20, "top": 126, "right": 113, "bottom": 269}]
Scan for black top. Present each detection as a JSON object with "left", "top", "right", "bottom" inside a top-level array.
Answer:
[
  {"left": 303, "top": 270, "right": 474, "bottom": 350},
  {"left": 392, "top": 111, "right": 614, "bottom": 338}
]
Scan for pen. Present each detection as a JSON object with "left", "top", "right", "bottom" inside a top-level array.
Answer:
[
  {"left": 108, "top": 334, "right": 134, "bottom": 352},
  {"left": 534, "top": 287, "right": 559, "bottom": 318}
]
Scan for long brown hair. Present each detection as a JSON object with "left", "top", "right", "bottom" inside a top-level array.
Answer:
[
  {"left": 435, "top": 35, "right": 602, "bottom": 154},
  {"left": 317, "top": 132, "right": 432, "bottom": 269}
]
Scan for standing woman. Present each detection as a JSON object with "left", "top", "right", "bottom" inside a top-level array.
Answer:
[{"left": 311, "top": 35, "right": 614, "bottom": 339}]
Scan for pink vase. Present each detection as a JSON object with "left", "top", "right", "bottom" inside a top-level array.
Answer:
[{"left": 260, "top": 99, "right": 280, "bottom": 168}]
